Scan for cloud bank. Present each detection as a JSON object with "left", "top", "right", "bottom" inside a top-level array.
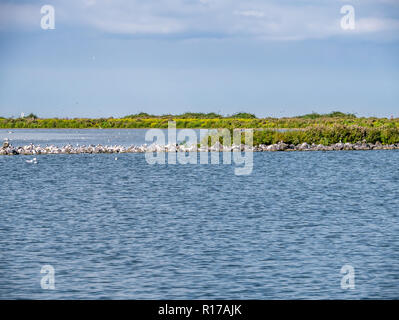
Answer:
[{"left": 1, "top": 0, "right": 399, "bottom": 40}]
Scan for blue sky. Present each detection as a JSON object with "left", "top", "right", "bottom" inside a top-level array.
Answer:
[{"left": 0, "top": 0, "right": 398, "bottom": 118}]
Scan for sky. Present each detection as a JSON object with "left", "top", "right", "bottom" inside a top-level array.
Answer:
[{"left": 0, "top": 0, "right": 398, "bottom": 118}]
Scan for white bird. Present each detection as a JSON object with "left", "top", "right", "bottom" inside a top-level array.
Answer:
[
  {"left": 26, "top": 157, "right": 37, "bottom": 164},
  {"left": 115, "top": 157, "right": 118, "bottom": 160}
]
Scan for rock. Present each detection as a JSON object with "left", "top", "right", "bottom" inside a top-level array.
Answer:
[
  {"left": 333, "top": 142, "right": 344, "bottom": 150},
  {"left": 297, "top": 142, "right": 310, "bottom": 151},
  {"left": 0, "top": 140, "right": 398, "bottom": 156},
  {"left": 277, "top": 141, "right": 289, "bottom": 151},
  {"left": 210, "top": 141, "right": 223, "bottom": 151},
  {"left": 344, "top": 143, "right": 353, "bottom": 150},
  {"left": 266, "top": 144, "right": 278, "bottom": 151},
  {"left": 373, "top": 141, "right": 383, "bottom": 150},
  {"left": 231, "top": 144, "right": 241, "bottom": 152}
]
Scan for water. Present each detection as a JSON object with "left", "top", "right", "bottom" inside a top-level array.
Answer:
[
  {"left": 0, "top": 128, "right": 290, "bottom": 147},
  {"left": 0, "top": 129, "right": 207, "bottom": 147},
  {"left": 0, "top": 130, "right": 398, "bottom": 299}
]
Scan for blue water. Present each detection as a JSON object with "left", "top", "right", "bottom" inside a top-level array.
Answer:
[
  {"left": 0, "top": 128, "right": 290, "bottom": 147},
  {"left": 0, "top": 130, "right": 398, "bottom": 299},
  {"left": 0, "top": 128, "right": 206, "bottom": 147}
]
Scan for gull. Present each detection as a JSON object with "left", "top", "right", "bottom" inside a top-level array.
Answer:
[{"left": 26, "top": 157, "right": 38, "bottom": 164}]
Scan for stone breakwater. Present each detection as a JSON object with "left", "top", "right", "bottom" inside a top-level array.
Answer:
[{"left": 1, "top": 141, "right": 399, "bottom": 155}]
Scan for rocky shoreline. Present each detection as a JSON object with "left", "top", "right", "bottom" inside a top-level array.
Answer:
[{"left": 1, "top": 140, "right": 399, "bottom": 155}]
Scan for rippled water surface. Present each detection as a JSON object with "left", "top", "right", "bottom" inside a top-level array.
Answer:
[
  {"left": 0, "top": 128, "right": 202, "bottom": 147},
  {"left": 0, "top": 130, "right": 398, "bottom": 299}
]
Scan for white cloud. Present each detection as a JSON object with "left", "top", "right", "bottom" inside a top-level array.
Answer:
[
  {"left": 356, "top": 17, "right": 399, "bottom": 32},
  {"left": 1, "top": 0, "right": 399, "bottom": 40}
]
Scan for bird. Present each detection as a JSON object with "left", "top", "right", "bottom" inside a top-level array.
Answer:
[{"left": 26, "top": 158, "right": 38, "bottom": 164}]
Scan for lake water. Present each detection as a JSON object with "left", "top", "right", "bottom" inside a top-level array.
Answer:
[
  {"left": 0, "top": 128, "right": 216, "bottom": 147},
  {"left": 0, "top": 128, "right": 164, "bottom": 147},
  {"left": 0, "top": 129, "right": 398, "bottom": 299}
]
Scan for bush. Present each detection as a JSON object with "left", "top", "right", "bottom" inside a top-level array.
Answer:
[
  {"left": 252, "top": 125, "right": 399, "bottom": 146},
  {"left": 230, "top": 112, "right": 257, "bottom": 119}
]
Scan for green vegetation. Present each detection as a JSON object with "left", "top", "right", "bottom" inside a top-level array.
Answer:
[
  {"left": 122, "top": 112, "right": 256, "bottom": 119},
  {"left": 252, "top": 126, "right": 399, "bottom": 145},
  {"left": 297, "top": 111, "right": 356, "bottom": 119},
  {"left": 230, "top": 112, "right": 257, "bottom": 119},
  {"left": 1, "top": 112, "right": 398, "bottom": 129},
  {"left": 123, "top": 112, "right": 224, "bottom": 119},
  {"left": 25, "top": 113, "right": 39, "bottom": 119},
  {"left": 1, "top": 112, "right": 399, "bottom": 145}
]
